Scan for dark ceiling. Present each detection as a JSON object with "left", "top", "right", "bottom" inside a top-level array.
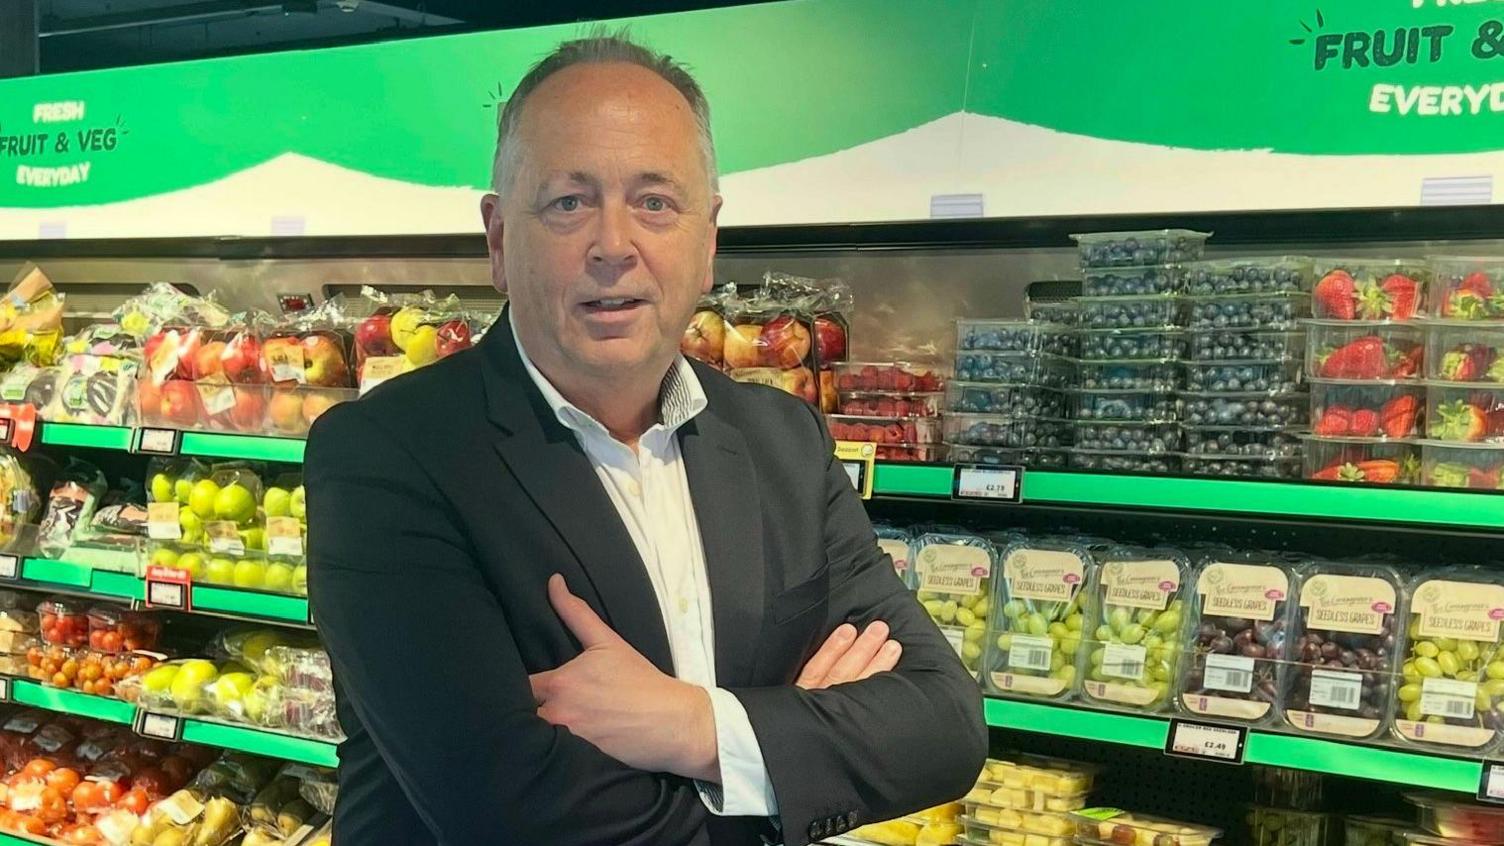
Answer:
[{"left": 27, "top": 0, "right": 772, "bottom": 74}]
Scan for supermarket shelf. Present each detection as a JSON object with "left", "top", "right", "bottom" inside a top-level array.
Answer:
[
  {"left": 984, "top": 697, "right": 1482, "bottom": 793},
  {"left": 35, "top": 420, "right": 306, "bottom": 463},
  {"left": 178, "top": 718, "right": 338, "bottom": 767},
  {"left": 10, "top": 679, "right": 136, "bottom": 724},
  {"left": 16, "top": 557, "right": 310, "bottom": 626},
  {"left": 873, "top": 464, "right": 1504, "bottom": 530},
  {"left": 19, "top": 557, "right": 141, "bottom": 600},
  {"left": 191, "top": 584, "right": 310, "bottom": 625}
]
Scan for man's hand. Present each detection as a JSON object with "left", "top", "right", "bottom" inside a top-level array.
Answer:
[
  {"left": 530, "top": 575, "right": 720, "bottom": 782},
  {"left": 796, "top": 621, "right": 902, "bottom": 690}
]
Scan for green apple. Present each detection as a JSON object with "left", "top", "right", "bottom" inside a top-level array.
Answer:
[
  {"left": 289, "top": 485, "right": 306, "bottom": 521},
  {"left": 244, "top": 677, "right": 279, "bottom": 725},
  {"left": 149, "top": 547, "right": 180, "bottom": 569},
  {"left": 141, "top": 664, "right": 180, "bottom": 694},
  {"left": 239, "top": 527, "right": 265, "bottom": 552},
  {"left": 173, "top": 478, "right": 193, "bottom": 505},
  {"left": 175, "top": 552, "right": 206, "bottom": 580},
  {"left": 189, "top": 479, "right": 221, "bottom": 520},
  {"left": 262, "top": 487, "right": 291, "bottom": 518},
  {"left": 208, "top": 672, "right": 255, "bottom": 716},
  {"left": 178, "top": 509, "right": 204, "bottom": 544},
  {"left": 263, "top": 562, "right": 294, "bottom": 593},
  {"left": 238, "top": 631, "right": 287, "bottom": 668},
  {"left": 291, "top": 564, "right": 308, "bottom": 596},
  {"left": 232, "top": 559, "right": 266, "bottom": 589},
  {"left": 150, "top": 473, "right": 174, "bottom": 503},
  {"left": 170, "top": 659, "right": 219, "bottom": 711},
  {"left": 205, "top": 557, "right": 236, "bottom": 585},
  {"left": 214, "top": 483, "right": 257, "bottom": 523}
]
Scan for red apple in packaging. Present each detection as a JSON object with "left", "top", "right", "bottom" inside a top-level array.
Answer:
[
  {"left": 157, "top": 381, "right": 201, "bottom": 428},
  {"left": 301, "top": 332, "right": 351, "bottom": 387},
  {"left": 436, "top": 319, "right": 473, "bottom": 358},
  {"left": 723, "top": 323, "right": 764, "bottom": 370},
  {"left": 758, "top": 316, "right": 812, "bottom": 369},
  {"left": 355, "top": 312, "right": 397, "bottom": 358},
  {"left": 681, "top": 309, "right": 726, "bottom": 367},
  {"left": 814, "top": 315, "right": 848, "bottom": 363},
  {"left": 266, "top": 388, "right": 307, "bottom": 435},
  {"left": 219, "top": 314, "right": 270, "bottom": 385}
]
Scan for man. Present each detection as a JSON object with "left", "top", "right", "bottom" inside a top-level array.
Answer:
[{"left": 306, "top": 32, "right": 986, "bottom": 846}]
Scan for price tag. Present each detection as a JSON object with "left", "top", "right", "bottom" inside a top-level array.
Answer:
[
  {"left": 941, "top": 627, "right": 964, "bottom": 661},
  {"left": 833, "top": 441, "right": 876, "bottom": 500},
  {"left": 0, "top": 418, "right": 13, "bottom": 446},
  {"left": 146, "top": 502, "right": 182, "bottom": 541},
  {"left": 359, "top": 356, "right": 407, "bottom": 395},
  {"left": 1478, "top": 761, "right": 1504, "bottom": 804},
  {"left": 134, "top": 427, "right": 180, "bottom": 455},
  {"left": 0, "top": 676, "right": 12, "bottom": 703},
  {"left": 144, "top": 565, "right": 191, "bottom": 611},
  {"left": 266, "top": 517, "right": 304, "bottom": 558},
  {"left": 0, "top": 555, "right": 20, "bottom": 582},
  {"left": 0, "top": 404, "right": 37, "bottom": 451},
  {"left": 205, "top": 521, "right": 245, "bottom": 556},
  {"left": 133, "top": 710, "right": 183, "bottom": 741},
  {"left": 952, "top": 464, "right": 1023, "bottom": 502},
  {"left": 278, "top": 293, "right": 314, "bottom": 315},
  {"left": 1165, "top": 718, "right": 1247, "bottom": 764}
]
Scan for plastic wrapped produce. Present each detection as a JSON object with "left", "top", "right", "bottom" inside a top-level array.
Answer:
[
  {"left": 0, "top": 451, "right": 38, "bottom": 551},
  {"left": 1076, "top": 295, "right": 1183, "bottom": 331},
  {"left": 1068, "top": 450, "right": 1179, "bottom": 474},
  {"left": 1072, "top": 229, "right": 1210, "bottom": 268},
  {"left": 982, "top": 538, "right": 1092, "bottom": 701},
  {"left": 1310, "top": 380, "right": 1422, "bottom": 439},
  {"left": 1427, "top": 383, "right": 1504, "bottom": 443},
  {"left": 352, "top": 286, "right": 480, "bottom": 393},
  {"left": 873, "top": 523, "right": 913, "bottom": 585},
  {"left": 37, "top": 459, "right": 105, "bottom": 559},
  {"left": 0, "top": 264, "right": 65, "bottom": 368},
  {"left": 1393, "top": 568, "right": 1504, "bottom": 752},
  {"left": 1078, "top": 328, "right": 1185, "bottom": 362},
  {"left": 912, "top": 531, "right": 996, "bottom": 674},
  {"left": 1248, "top": 806, "right": 1336, "bottom": 846},
  {"left": 1185, "top": 292, "right": 1309, "bottom": 332},
  {"left": 1182, "top": 360, "right": 1301, "bottom": 394},
  {"left": 1307, "top": 322, "right": 1424, "bottom": 381},
  {"left": 1190, "top": 330, "right": 1306, "bottom": 362},
  {"left": 1312, "top": 260, "right": 1429, "bottom": 321},
  {"left": 1077, "top": 360, "right": 1180, "bottom": 392},
  {"left": 957, "top": 320, "right": 1074, "bottom": 357},
  {"left": 1180, "top": 391, "right": 1307, "bottom": 428},
  {"left": 948, "top": 383, "right": 1066, "bottom": 417},
  {"left": 1178, "top": 555, "right": 1294, "bottom": 724},
  {"left": 1422, "top": 442, "right": 1504, "bottom": 489},
  {"left": 1071, "top": 422, "right": 1180, "bottom": 453},
  {"left": 46, "top": 351, "right": 140, "bottom": 426},
  {"left": 1184, "top": 257, "right": 1313, "bottom": 296},
  {"left": 1081, "top": 265, "right": 1185, "bottom": 297},
  {"left": 1283, "top": 562, "right": 1402, "bottom": 739},
  {"left": 1072, "top": 389, "right": 1176, "bottom": 423},
  {"left": 1405, "top": 792, "right": 1504, "bottom": 843},
  {"left": 1426, "top": 323, "right": 1504, "bottom": 383},
  {"left": 1343, "top": 816, "right": 1410, "bottom": 846},
  {"left": 1304, "top": 437, "right": 1421, "bottom": 485},
  {"left": 944, "top": 414, "right": 1070, "bottom": 449},
  {"left": 1069, "top": 808, "right": 1222, "bottom": 846},
  {"left": 1080, "top": 547, "right": 1190, "bottom": 712},
  {"left": 1431, "top": 258, "right": 1504, "bottom": 321}
]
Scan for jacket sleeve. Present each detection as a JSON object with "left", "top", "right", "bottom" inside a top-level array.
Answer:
[
  {"left": 726, "top": 405, "right": 989, "bottom": 846},
  {"left": 306, "top": 402, "right": 716, "bottom": 846}
]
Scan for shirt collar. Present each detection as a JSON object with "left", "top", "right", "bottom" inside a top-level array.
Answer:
[{"left": 508, "top": 309, "right": 707, "bottom": 439}]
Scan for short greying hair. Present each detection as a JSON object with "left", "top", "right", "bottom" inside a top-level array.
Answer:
[{"left": 490, "top": 29, "right": 719, "bottom": 198}]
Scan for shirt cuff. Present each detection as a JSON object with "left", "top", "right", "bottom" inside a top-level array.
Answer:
[{"left": 695, "top": 687, "right": 779, "bottom": 818}]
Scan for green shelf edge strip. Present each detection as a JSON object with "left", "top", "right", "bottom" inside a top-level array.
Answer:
[
  {"left": 21, "top": 558, "right": 142, "bottom": 599},
  {"left": 873, "top": 465, "right": 1504, "bottom": 529},
  {"left": 38, "top": 422, "right": 133, "bottom": 451},
  {"left": 11, "top": 679, "right": 135, "bottom": 724},
  {"left": 192, "top": 585, "right": 309, "bottom": 623},
  {"left": 984, "top": 697, "right": 1480, "bottom": 792},
  {"left": 0, "top": 833, "right": 44, "bottom": 846},
  {"left": 180, "top": 431, "right": 305, "bottom": 463},
  {"left": 179, "top": 720, "right": 337, "bottom": 767}
]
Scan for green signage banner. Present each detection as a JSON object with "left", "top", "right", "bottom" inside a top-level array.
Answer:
[{"left": 0, "top": 0, "right": 1502, "bottom": 237}]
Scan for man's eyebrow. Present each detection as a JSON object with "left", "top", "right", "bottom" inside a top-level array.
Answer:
[{"left": 637, "top": 172, "right": 688, "bottom": 194}]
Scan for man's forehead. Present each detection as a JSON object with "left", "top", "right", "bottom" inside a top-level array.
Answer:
[{"left": 521, "top": 62, "right": 697, "bottom": 133}]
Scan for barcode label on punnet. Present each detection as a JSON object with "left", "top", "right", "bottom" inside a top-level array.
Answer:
[
  {"left": 1309, "top": 669, "right": 1362, "bottom": 711},
  {"left": 1203, "top": 654, "right": 1255, "bottom": 694},
  {"left": 1103, "top": 643, "right": 1147, "bottom": 681},
  {"left": 1421, "top": 677, "right": 1478, "bottom": 720},
  {"left": 1008, "top": 634, "right": 1054, "bottom": 673}
]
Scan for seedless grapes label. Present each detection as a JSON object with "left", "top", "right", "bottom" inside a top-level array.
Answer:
[
  {"left": 1003, "top": 550, "right": 1083, "bottom": 603},
  {"left": 1412, "top": 580, "right": 1504, "bottom": 642},
  {"left": 1299, "top": 574, "right": 1395, "bottom": 636},
  {"left": 1101, "top": 559, "right": 1179, "bottom": 611},
  {"left": 918, "top": 545, "right": 991, "bottom": 597},
  {"left": 1007, "top": 634, "right": 1054, "bottom": 673},
  {"left": 878, "top": 539, "right": 909, "bottom": 576},
  {"left": 1199, "top": 562, "right": 1287, "bottom": 622}
]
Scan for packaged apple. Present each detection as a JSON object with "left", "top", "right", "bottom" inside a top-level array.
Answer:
[
  {"left": 1177, "top": 554, "right": 1294, "bottom": 725},
  {"left": 1304, "top": 437, "right": 1421, "bottom": 485},
  {"left": 1426, "top": 322, "right": 1504, "bottom": 383},
  {"left": 722, "top": 285, "right": 819, "bottom": 374},
  {"left": 1312, "top": 260, "right": 1430, "bottom": 321},
  {"left": 729, "top": 366, "right": 822, "bottom": 406},
  {"left": 912, "top": 531, "right": 996, "bottom": 674},
  {"left": 680, "top": 282, "right": 736, "bottom": 369},
  {"left": 351, "top": 286, "right": 479, "bottom": 394},
  {"left": 1306, "top": 321, "right": 1424, "bottom": 381},
  {"left": 873, "top": 523, "right": 914, "bottom": 586},
  {"left": 1283, "top": 562, "right": 1403, "bottom": 740},
  {"left": 1430, "top": 258, "right": 1504, "bottom": 321},
  {"left": 1080, "top": 547, "right": 1190, "bottom": 713},
  {"left": 982, "top": 538, "right": 1092, "bottom": 701}
]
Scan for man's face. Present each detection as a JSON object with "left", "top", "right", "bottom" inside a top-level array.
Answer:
[{"left": 481, "top": 62, "right": 721, "bottom": 384}]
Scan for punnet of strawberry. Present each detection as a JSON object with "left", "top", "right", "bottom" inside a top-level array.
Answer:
[
  {"left": 1310, "top": 331, "right": 1424, "bottom": 380},
  {"left": 1426, "top": 387, "right": 1504, "bottom": 443},
  {"left": 1310, "top": 382, "right": 1422, "bottom": 439},
  {"left": 1435, "top": 342, "right": 1504, "bottom": 383},
  {"left": 1312, "top": 261, "right": 1429, "bottom": 321},
  {"left": 1422, "top": 442, "right": 1504, "bottom": 489},
  {"left": 1304, "top": 438, "right": 1421, "bottom": 485},
  {"left": 1432, "top": 260, "right": 1504, "bottom": 321}
]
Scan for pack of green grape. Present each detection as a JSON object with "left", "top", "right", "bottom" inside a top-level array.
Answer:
[{"left": 142, "top": 458, "right": 307, "bottom": 596}]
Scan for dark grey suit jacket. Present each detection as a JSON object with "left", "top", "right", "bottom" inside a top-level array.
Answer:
[{"left": 305, "top": 313, "right": 986, "bottom": 845}]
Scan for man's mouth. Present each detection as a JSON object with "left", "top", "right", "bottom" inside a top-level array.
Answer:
[{"left": 582, "top": 297, "right": 645, "bottom": 311}]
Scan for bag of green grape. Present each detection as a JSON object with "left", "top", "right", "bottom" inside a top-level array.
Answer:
[
  {"left": 1081, "top": 548, "right": 1189, "bottom": 713},
  {"left": 1394, "top": 566, "right": 1504, "bottom": 752},
  {"left": 983, "top": 539, "right": 1094, "bottom": 701},
  {"left": 911, "top": 530, "right": 996, "bottom": 677}
]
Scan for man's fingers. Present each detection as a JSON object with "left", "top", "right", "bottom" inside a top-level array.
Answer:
[
  {"left": 825, "top": 621, "right": 890, "bottom": 686},
  {"left": 528, "top": 669, "right": 555, "bottom": 705},
  {"left": 855, "top": 640, "right": 902, "bottom": 681},
  {"left": 796, "top": 623, "right": 857, "bottom": 689},
  {"left": 547, "top": 573, "right": 622, "bottom": 649}
]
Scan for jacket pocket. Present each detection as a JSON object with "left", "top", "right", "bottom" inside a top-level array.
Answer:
[{"left": 770, "top": 566, "right": 829, "bottom": 624}]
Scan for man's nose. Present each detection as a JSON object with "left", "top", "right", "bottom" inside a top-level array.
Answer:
[{"left": 587, "top": 202, "right": 638, "bottom": 267}]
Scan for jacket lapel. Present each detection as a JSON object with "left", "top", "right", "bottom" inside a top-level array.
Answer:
[
  {"left": 678, "top": 395, "right": 766, "bottom": 688},
  {"left": 478, "top": 317, "right": 676, "bottom": 675}
]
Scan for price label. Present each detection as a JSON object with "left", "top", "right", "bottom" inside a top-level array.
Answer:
[
  {"left": 1478, "top": 761, "right": 1504, "bottom": 804},
  {"left": 133, "top": 711, "right": 182, "bottom": 741},
  {"left": 952, "top": 464, "right": 1023, "bottom": 503},
  {"left": 1165, "top": 718, "right": 1247, "bottom": 764},
  {"left": 144, "top": 565, "right": 191, "bottom": 611},
  {"left": 833, "top": 441, "right": 876, "bottom": 500},
  {"left": 134, "top": 427, "right": 180, "bottom": 455},
  {"left": 359, "top": 356, "right": 407, "bottom": 396},
  {"left": 0, "top": 418, "right": 14, "bottom": 446},
  {"left": 205, "top": 521, "right": 245, "bottom": 556},
  {"left": 0, "top": 555, "right": 19, "bottom": 581},
  {"left": 146, "top": 502, "right": 182, "bottom": 541},
  {"left": 266, "top": 517, "right": 304, "bottom": 558},
  {"left": 942, "top": 627, "right": 964, "bottom": 661},
  {"left": 0, "top": 677, "right": 12, "bottom": 703}
]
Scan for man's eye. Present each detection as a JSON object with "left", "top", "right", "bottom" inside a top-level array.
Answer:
[
  {"left": 642, "top": 196, "right": 669, "bottom": 212},
  {"left": 552, "top": 196, "right": 582, "bottom": 212}
]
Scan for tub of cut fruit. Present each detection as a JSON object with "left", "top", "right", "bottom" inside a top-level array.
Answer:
[{"left": 1069, "top": 808, "right": 1223, "bottom": 846}]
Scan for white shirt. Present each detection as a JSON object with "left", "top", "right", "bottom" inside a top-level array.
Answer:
[{"left": 511, "top": 315, "right": 778, "bottom": 819}]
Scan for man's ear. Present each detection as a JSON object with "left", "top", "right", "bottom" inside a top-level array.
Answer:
[
  {"left": 481, "top": 193, "right": 507, "bottom": 294},
  {"left": 702, "top": 194, "right": 723, "bottom": 295}
]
